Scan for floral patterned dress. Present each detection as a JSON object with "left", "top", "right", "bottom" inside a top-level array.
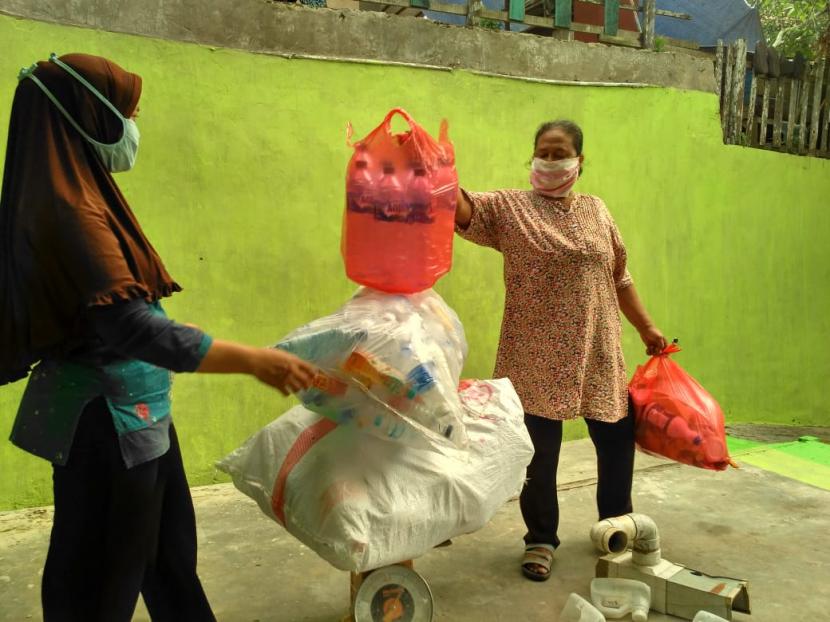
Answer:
[{"left": 457, "top": 190, "right": 633, "bottom": 422}]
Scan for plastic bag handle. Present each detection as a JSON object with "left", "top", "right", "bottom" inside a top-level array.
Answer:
[
  {"left": 382, "top": 107, "right": 417, "bottom": 134},
  {"left": 659, "top": 339, "right": 681, "bottom": 356},
  {"left": 344, "top": 109, "right": 420, "bottom": 147}
]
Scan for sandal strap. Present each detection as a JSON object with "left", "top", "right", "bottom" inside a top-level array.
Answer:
[
  {"left": 524, "top": 544, "right": 555, "bottom": 556},
  {"left": 522, "top": 546, "right": 554, "bottom": 568}
]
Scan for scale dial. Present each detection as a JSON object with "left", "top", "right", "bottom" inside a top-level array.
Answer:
[{"left": 353, "top": 564, "right": 434, "bottom": 622}]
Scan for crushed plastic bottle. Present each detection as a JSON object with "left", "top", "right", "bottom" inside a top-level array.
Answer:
[
  {"left": 560, "top": 593, "right": 607, "bottom": 622},
  {"left": 590, "top": 578, "right": 651, "bottom": 622}
]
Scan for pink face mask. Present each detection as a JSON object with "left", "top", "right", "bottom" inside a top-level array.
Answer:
[{"left": 529, "top": 157, "right": 580, "bottom": 198}]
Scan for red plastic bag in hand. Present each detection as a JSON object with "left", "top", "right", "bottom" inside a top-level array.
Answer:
[
  {"left": 342, "top": 108, "right": 458, "bottom": 294},
  {"left": 629, "top": 343, "right": 735, "bottom": 471}
]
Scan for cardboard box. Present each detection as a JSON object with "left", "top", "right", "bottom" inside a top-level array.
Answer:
[{"left": 597, "top": 551, "right": 751, "bottom": 621}]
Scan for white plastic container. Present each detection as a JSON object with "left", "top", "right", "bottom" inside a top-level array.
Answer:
[
  {"left": 560, "top": 593, "right": 606, "bottom": 622},
  {"left": 692, "top": 612, "right": 729, "bottom": 622},
  {"left": 590, "top": 577, "right": 651, "bottom": 622}
]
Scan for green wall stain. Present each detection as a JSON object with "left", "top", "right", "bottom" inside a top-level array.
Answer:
[{"left": 1, "top": 15, "right": 829, "bottom": 509}]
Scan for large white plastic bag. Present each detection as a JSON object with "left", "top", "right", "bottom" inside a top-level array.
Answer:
[
  {"left": 274, "top": 287, "right": 469, "bottom": 448},
  {"left": 216, "top": 379, "right": 533, "bottom": 572}
]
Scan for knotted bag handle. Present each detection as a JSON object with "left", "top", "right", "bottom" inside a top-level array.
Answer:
[{"left": 346, "top": 108, "right": 453, "bottom": 163}]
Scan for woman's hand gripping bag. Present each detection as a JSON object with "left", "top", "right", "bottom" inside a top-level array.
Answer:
[
  {"left": 342, "top": 108, "right": 458, "bottom": 294},
  {"left": 629, "top": 344, "right": 735, "bottom": 471}
]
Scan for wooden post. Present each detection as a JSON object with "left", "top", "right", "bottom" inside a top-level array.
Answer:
[
  {"left": 809, "top": 58, "right": 826, "bottom": 154},
  {"left": 745, "top": 73, "right": 758, "bottom": 146},
  {"left": 714, "top": 39, "right": 725, "bottom": 101},
  {"left": 772, "top": 78, "right": 785, "bottom": 149},
  {"left": 723, "top": 42, "right": 735, "bottom": 142},
  {"left": 823, "top": 67, "right": 830, "bottom": 154},
  {"left": 798, "top": 74, "right": 812, "bottom": 154},
  {"left": 642, "top": 0, "right": 656, "bottom": 49},
  {"left": 759, "top": 77, "right": 772, "bottom": 147},
  {"left": 786, "top": 79, "right": 800, "bottom": 152},
  {"left": 555, "top": 0, "right": 572, "bottom": 28},
  {"left": 731, "top": 39, "right": 747, "bottom": 144},
  {"left": 466, "top": 0, "right": 482, "bottom": 26},
  {"left": 604, "top": 0, "right": 620, "bottom": 36},
  {"left": 508, "top": 0, "right": 524, "bottom": 24}
]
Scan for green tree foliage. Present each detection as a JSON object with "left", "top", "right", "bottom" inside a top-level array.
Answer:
[{"left": 749, "top": 0, "right": 830, "bottom": 59}]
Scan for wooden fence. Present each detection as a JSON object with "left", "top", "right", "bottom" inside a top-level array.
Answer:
[
  {"left": 718, "top": 39, "right": 830, "bottom": 158},
  {"left": 363, "top": 0, "right": 697, "bottom": 51}
]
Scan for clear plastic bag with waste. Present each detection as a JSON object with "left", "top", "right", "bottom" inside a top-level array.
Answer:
[{"left": 274, "top": 287, "right": 468, "bottom": 447}]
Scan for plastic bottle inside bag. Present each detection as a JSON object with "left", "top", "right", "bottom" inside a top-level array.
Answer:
[
  {"left": 590, "top": 578, "right": 651, "bottom": 622},
  {"left": 347, "top": 147, "right": 375, "bottom": 214},
  {"left": 375, "top": 162, "right": 406, "bottom": 222},
  {"left": 406, "top": 163, "right": 433, "bottom": 224},
  {"left": 432, "top": 155, "right": 458, "bottom": 212},
  {"left": 560, "top": 593, "right": 607, "bottom": 622}
]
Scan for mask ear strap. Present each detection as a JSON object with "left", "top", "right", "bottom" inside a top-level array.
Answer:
[
  {"left": 49, "top": 53, "right": 127, "bottom": 122},
  {"left": 19, "top": 54, "right": 126, "bottom": 147},
  {"left": 22, "top": 73, "right": 106, "bottom": 146}
]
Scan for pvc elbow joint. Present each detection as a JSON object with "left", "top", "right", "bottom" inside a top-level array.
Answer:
[{"left": 589, "top": 513, "right": 661, "bottom": 566}]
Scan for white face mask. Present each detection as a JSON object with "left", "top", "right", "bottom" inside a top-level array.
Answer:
[
  {"left": 19, "top": 53, "right": 140, "bottom": 173},
  {"left": 529, "top": 156, "right": 580, "bottom": 198}
]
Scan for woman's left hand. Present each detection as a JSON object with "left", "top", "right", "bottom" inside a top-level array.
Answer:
[{"left": 639, "top": 326, "right": 667, "bottom": 356}]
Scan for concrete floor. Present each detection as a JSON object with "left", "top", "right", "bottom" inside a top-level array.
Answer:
[{"left": 1, "top": 438, "right": 828, "bottom": 622}]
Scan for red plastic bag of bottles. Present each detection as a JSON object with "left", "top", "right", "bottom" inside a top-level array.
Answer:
[
  {"left": 342, "top": 108, "right": 458, "bottom": 294},
  {"left": 629, "top": 343, "right": 735, "bottom": 471}
]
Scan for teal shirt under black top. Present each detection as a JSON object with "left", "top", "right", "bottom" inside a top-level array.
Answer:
[{"left": 10, "top": 300, "right": 213, "bottom": 468}]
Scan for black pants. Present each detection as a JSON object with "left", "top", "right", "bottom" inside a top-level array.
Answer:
[
  {"left": 42, "top": 398, "right": 215, "bottom": 622},
  {"left": 520, "top": 408, "right": 635, "bottom": 549}
]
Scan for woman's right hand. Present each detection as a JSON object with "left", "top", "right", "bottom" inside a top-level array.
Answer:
[
  {"left": 250, "top": 348, "right": 317, "bottom": 395},
  {"left": 196, "top": 340, "right": 317, "bottom": 395}
]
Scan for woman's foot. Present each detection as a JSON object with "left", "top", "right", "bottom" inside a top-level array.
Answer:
[{"left": 521, "top": 544, "right": 554, "bottom": 581}]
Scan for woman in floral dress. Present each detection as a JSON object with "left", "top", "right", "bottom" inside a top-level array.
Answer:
[{"left": 455, "top": 120, "right": 667, "bottom": 581}]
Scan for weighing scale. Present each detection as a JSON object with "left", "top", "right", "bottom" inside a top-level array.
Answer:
[{"left": 348, "top": 561, "right": 435, "bottom": 622}]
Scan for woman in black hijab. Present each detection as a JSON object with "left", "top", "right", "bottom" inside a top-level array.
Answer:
[{"left": 2, "top": 53, "right": 316, "bottom": 621}]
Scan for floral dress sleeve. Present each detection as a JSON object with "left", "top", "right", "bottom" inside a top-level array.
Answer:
[
  {"left": 455, "top": 189, "right": 512, "bottom": 252},
  {"left": 598, "top": 198, "right": 634, "bottom": 290}
]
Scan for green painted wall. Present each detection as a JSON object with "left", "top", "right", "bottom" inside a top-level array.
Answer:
[{"left": 1, "top": 15, "right": 829, "bottom": 510}]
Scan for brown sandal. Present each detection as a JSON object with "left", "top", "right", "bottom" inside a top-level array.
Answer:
[{"left": 521, "top": 543, "right": 554, "bottom": 582}]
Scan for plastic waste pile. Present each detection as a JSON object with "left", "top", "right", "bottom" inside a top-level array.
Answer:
[
  {"left": 217, "top": 379, "right": 533, "bottom": 572},
  {"left": 275, "top": 287, "right": 468, "bottom": 448},
  {"left": 219, "top": 109, "right": 533, "bottom": 573}
]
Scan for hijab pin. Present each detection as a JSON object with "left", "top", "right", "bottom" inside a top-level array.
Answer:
[{"left": 17, "top": 63, "right": 38, "bottom": 81}]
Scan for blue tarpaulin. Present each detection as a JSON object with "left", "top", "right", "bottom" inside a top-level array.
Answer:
[{"left": 655, "top": 0, "right": 764, "bottom": 51}]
